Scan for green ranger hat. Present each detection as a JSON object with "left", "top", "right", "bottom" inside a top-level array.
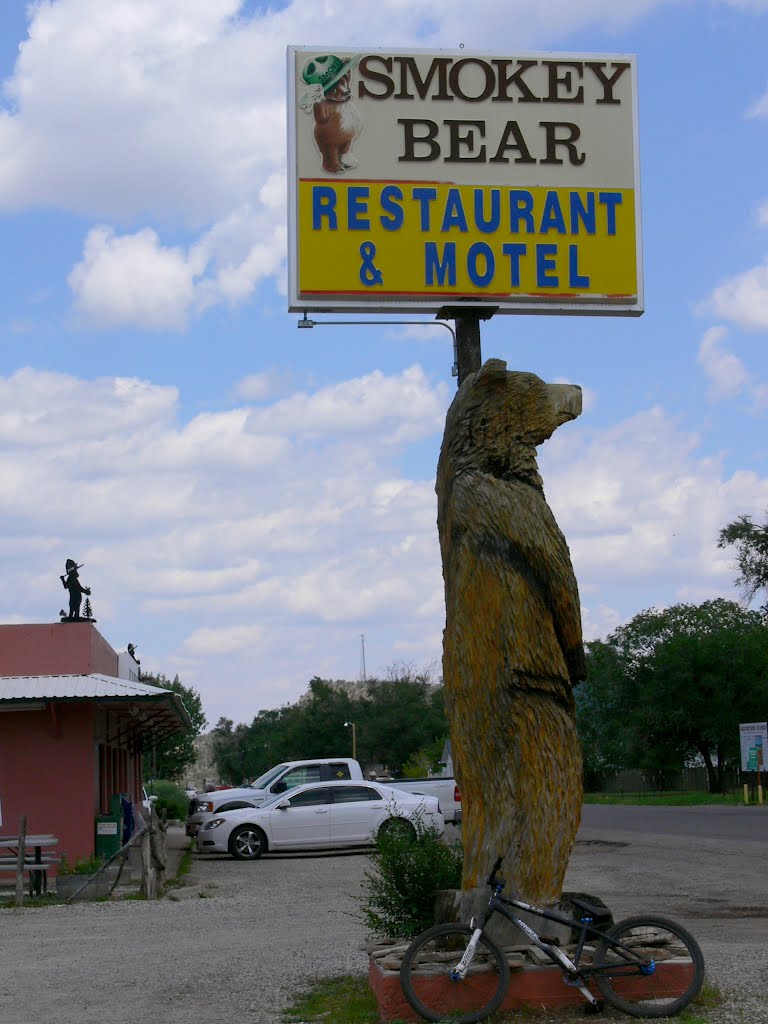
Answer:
[{"left": 299, "top": 53, "right": 361, "bottom": 110}]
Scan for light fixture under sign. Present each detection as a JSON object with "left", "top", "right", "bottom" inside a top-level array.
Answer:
[{"left": 297, "top": 313, "right": 459, "bottom": 376}]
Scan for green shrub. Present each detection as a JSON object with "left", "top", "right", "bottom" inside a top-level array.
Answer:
[
  {"left": 360, "top": 814, "right": 463, "bottom": 939},
  {"left": 145, "top": 779, "right": 188, "bottom": 820}
]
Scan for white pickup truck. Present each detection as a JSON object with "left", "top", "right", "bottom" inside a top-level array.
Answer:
[
  {"left": 186, "top": 757, "right": 364, "bottom": 836},
  {"left": 385, "top": 776, "right": 462, "bottom": 825},
  {"left": 186, "top": 756, "right": 461, "bottom": 836}
]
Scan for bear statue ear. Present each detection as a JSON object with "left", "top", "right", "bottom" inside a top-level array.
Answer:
[
  {"left": 478, "top": 358, "right": 508, "bottom": 377},
  {"left": 462, "top": 358, "right": 508, "bottom": 395}
]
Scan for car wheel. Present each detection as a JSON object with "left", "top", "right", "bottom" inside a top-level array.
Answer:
[
  {"left": 378, "top": 817, "right": 415, "bottom": 841},
  {"left": 228, "top": 825, "right": 267, "bottom": 860}
]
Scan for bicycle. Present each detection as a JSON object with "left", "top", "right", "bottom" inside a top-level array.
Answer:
[{"left": 400, "top": 856, "right": 705, "bottom": 1023}]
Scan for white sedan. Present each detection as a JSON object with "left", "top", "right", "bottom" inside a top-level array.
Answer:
[{"left": 196, "top": 779, "right": 444, "bottom": 860}]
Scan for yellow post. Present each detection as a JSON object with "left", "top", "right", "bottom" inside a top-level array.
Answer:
[{"left": 743, "top": 784, "right": 749, "bottom": 804}]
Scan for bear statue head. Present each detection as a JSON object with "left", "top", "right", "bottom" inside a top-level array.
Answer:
[{"left": 439, "top": 358, "right": 582, "bottom": 489}]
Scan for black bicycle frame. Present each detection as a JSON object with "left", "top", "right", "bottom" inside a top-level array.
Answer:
[{"left": 477, "top": 889, "right": 649, "bottom": 982}]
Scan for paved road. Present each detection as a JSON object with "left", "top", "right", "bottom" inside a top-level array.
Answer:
[
  {"left": 581, "top": 803, "right": 768, "bottom": 842},
  {"left": 0, "top": 806, "right": 765, "bottom": 1024}
]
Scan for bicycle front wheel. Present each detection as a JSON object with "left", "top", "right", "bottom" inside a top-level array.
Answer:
[
  {"left": 594, "top": 915, "right": 705, "bottom": 1018},
  {"left": 400, "top": 922, "right": 510, "bottom": 1023}
]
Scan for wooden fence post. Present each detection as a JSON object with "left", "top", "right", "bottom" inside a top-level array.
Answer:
[
  {"left": 140, "top": 827, "right": 156, "bottom": 899},
  {"left": 148, "top": 806, "right": 167, "bottom": 890},
  {"left": 15, "top": 815, "right": 26, "bottom": 907}
]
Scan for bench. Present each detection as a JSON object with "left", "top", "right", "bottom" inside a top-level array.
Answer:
[{"left": 0, "top": 833, "right": 61, "bottom": 898}]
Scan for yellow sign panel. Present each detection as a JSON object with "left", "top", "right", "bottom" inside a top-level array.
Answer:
[
  {"left": 288, "top": 48, "right": 642, "bottom": 315},
  {"left": 299, "top": 181, "right": 636, "bottom": 301}
]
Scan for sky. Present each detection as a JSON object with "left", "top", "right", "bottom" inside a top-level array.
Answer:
[{"left": 1, "top": 0, "right": 767, "bottom": 730}]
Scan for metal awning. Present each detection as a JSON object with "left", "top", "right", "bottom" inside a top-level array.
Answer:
[{"left": 0, "top": 673, "right": 192, "bottom": 747}]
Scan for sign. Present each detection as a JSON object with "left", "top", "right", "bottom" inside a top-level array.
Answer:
[
  {"left": 287, "top": 47, "right": 642, "bottom": 315},
  {"left": 739, "top": 722, "right": 768, "bottom": 772},
  {"left": 96, "top": 821, "right": 118, "bottom": 836}
]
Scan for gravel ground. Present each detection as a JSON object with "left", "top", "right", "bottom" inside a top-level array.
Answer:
[{"left": 1, "top": 810, "right": 766, "bottom": 1024}]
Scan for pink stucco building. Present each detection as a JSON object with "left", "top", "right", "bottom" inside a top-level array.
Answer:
[{"left": 0, "top": 622, "right": 190, "bottom": 866}]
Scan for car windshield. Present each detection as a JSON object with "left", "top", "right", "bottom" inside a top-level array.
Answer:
[{"left": 249, "top": 764, "right": 289, "bottom": 790}]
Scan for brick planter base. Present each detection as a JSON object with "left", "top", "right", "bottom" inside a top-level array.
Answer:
[{"left": 370, "top": 954, "right": 695, "bottom": 1022}]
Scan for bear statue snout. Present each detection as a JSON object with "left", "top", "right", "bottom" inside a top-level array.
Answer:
[{"left": 547, "top": 382, "right": 582, "bottom": 424}]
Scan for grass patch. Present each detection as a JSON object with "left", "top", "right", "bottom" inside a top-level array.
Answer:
[
  {"left": 0, "top": 895, "right": 58, "bottom": 909},
  {"left": 674, "top": 984, "right": 725, "bottom": 1024},
  {"left": 176, "top": 842, "right": 194, "bottom": 878},
  {"left": 282, "top": 975, "right": 384, "bottom": 1024},
  {"left": 691, "top": 982, "right": 725, "bottom": 1009},
  {"left": 584, "top": 791, "right": 749, "bottom": 806},
  {"left": 164, "top": 840, "right": 195, "bottom": 891}
]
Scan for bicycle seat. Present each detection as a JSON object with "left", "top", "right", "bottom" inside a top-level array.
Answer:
[{"left": 567, "top": 895, "right": 613, "bottom": 923}]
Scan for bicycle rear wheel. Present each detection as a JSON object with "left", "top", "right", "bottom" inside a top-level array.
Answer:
[
  {"left": 400, "top": 922, "right": 510, "bottom": 1023},
  {"left": 594, "top": 915, "right": 705, "bottom": 1018}
]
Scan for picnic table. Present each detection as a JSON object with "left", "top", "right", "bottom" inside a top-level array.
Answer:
[{"left": 0, "top": 833, "right": 60, "bottom": 897}]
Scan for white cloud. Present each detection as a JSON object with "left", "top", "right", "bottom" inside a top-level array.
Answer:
[
  {"left": 581, "top": 603, "right": 623, "bottom": 642},
  {"left": 245, "top": 364, "right": 448, "bottom": 443},
  {"left": 0, "top": 0, "right": 282, "bottom": 222},
  {"left": 696, "top": 326, "right": 749, "bottom": 399},
  {"left": 728, "top": 0, "right": 768, "bottom": 17},
  {"left": 541, "top": 404, "right": 768, "bottom": 595},
  {"left": 184, "top": 624, "right": 265, "bottom": 656},
  {"left": 68, "top": 226, "right": 200, "bottom": 329},
  {"left": 747, "top": 89, "right": 768, "bottom": 119},
  {"left": 68, "top": 211, "right": 286, "bottom": 329},
  {"left": 706, "top": 259, "right": 768, "bottom": 330},
  {"left": 2, "top": 363, "right": 768, "bottom": 723},
  {"left": 235, "top": 372, "right": 285, "bottom": 402}
]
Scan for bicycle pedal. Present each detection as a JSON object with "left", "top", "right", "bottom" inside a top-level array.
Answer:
[{"left": 583, "top": 999, "right": 604, "bottom": 1014}]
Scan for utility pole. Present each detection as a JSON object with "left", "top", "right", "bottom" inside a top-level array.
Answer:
[{"left": 344, "top": 721, "right": 357, "bottom": 760}]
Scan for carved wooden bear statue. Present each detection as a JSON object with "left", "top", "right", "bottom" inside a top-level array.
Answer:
[{"left": 436, "top": 358, "right": 585, "bottom": 917}]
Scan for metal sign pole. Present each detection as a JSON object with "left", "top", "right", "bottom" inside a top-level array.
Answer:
[{"left": 437, "top": 306, "right": 498, "bottom": 386}]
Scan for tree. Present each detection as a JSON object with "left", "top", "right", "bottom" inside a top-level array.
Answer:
[
  {"left": 576, "top": 641, "right": 632, "bottom": 786},
  {"left": 210, "top": 668, "right": 449, "bottom": 784},
  {"left": 142, "top": 673, "right": 208, "bottom": 782},
  {"left": 401, "top": 737, "right": 446, "bottom": 778},
  {"left": 360, "top": 667, "right": 447, "bottom": 775},
  {"left": 719, "top": 509, "right": 768, "bottom": 613},
  {"left": 279, "top": 678, "right": 357, "bottom": 759},
  {"left": 576, "top": 600, "right": 768, "bottom": 792}
]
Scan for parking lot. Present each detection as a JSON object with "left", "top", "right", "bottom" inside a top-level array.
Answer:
[{"left": 0, "top": 806, "right": 766, "bottom": 1024}]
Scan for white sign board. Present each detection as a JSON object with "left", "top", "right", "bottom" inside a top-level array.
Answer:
[
  {"left": 739, "top": 722, "right": 768, "bottom": 772},
  {"left": 287, "top": 46, "right": 642, "bottom": 316}
]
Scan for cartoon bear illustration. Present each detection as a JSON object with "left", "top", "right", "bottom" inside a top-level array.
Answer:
[
  {"left": 436, "top": 358, "right": 585, "bottom": 917},
  {"left": 299, "top": 54, "right": 362, "bottom": 174}
]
